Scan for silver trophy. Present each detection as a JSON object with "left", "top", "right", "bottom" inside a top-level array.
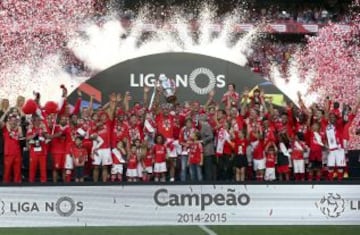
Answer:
[{"left": 159, "top": 74, "right": 177, "bottom": 103}]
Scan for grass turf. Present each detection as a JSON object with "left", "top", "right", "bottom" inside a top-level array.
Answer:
[{"left": 0, "top": 226, "right": 359, "bottom": 235}]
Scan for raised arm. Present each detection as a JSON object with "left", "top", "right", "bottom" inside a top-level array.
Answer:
[
  {"left": 350, "top": 95, "right": 360, "bottom": 116},
  {"left": 204, "top": 90, "right": 215, "bottom": 110},
  {"left": 123, "top": 91, "right": 131, "bottom": 112},
  {"left": 297, "top": 92, "right": 311, "bottom": 116},
  {"left": 240, "top": 89, "right": 249, "bottom": 117},
  {"left": 143, "top": 86, "right": 150, "bottom": 108}
]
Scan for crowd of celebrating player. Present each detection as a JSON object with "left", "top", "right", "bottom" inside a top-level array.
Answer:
[{"left": 0, "top": 83, "right": 359, "bottom": 183}]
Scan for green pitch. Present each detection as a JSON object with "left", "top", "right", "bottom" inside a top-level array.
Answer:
[{"left": 0, "top": 226, "right": 359, "bottom": 235}]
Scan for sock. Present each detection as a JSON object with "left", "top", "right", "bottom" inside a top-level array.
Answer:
[
  {"left": 65, "top": 174, "right": 71, "bottom": 182},
  {"left": 337, "top": 170, "right": 344, "bottom": 181},
  {"left": 143, "top": 174, "right": 148, "bottom": 182},
  {"left": 328, "top": 171, "right": 334, "bottom": 181},
  {"left": 285, "top": 173, "right": 290, "bottom": 181},
  {"left": 308, "top": 173, "right": 313, "bottom": 181},
  {"left": 300, "top": 173, "right": 305, "bottom": 181}
]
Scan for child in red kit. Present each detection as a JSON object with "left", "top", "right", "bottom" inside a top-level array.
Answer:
[
  {"left": 126, "top": 144, "right": 138, "bottom": 182},
  {"left": 111, "top": 141, "right": 127, "bottom": 182},
  {"left": 264, "top": 144, "right": 277, "bottom": 181},
  {"left": 291, "top": 133, "right": 308, "bottom": 181},
  {"left": 277, "top": 134, "right": 291, "bottom": 181},
  {"left": 69, "top": 136, "right": 88, "bottom": 182},
  {"left": 188, "top": 132, "right": 203, "bottom": 181},
  {"left": 152, "top": 135, "right": 167, "bottom": 182},
  {"left": 233, "top": 130, "right": 248, "bottom": 182}
]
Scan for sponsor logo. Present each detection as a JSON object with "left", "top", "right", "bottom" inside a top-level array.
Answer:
[
  {"left": 317, "top": 193, "right": 360, "bottom": 218},
  {"left": 130, "top": 67, "right": 226, "bottom": 95},
  {"left": 0, "top": 196, "right": 83, "bottom": 217},
  {"left": 154, "top": 188, "right": 250, "bottom": 211},
  {"left": 318, "top": 193, "right": 345, "bottom": 218}
]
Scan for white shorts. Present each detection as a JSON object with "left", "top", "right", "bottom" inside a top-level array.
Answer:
[
  {"left": 126, "top": 168, "right": 138, "bottom": 178},
  {"left": 166, "top": 139, "right": 179, "bottom": 158},
  {"left": 64, "top": 154, "right": 73, "bottom": 170},
  {"left": 293, "top": 159, "right": 305, "bottom": 173},
  {"left": 253, "top": 158, "right": 265, "bottom": 171},
  {"left": 154, "top": 162, "right": 167, "bottom": 173},
  {"left": 145, "top": 166, "right": 153, "bottom": 174},
  {"left": 93, "top": 148, "right": 112, "bottom": 166},
  {"left": 111, "top": 164, "right": 123, "bottom": 175},
  {"left": 264, "top": 167, "right": 276, "bottom": 181},
  {"left": 327, "top": 149, "right": 346, "bottom": 167}
]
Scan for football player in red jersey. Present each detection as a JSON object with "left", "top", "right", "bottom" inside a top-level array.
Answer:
[
  {"left": 27, "top": 115, "right": 50, "bottom": 183},
  {"left": 0, "top": 111, "right": 23, "bottom": 183},
  {"left": 49, "top": 115, "right": 71, "bottom": 182},
  {"left": 91, "top": 112, "right": 113, "bottom": 182}
]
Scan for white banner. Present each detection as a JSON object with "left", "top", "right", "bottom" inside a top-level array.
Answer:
[{"left": 0, "top": 184, "right": 359, "bottom": 227}]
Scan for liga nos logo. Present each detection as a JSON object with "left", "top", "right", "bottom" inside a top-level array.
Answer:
[
  {"left": 318, "top": 193, "right": 345, "bottom": 218},
  {"left": 317, "top": 193, "right": 360, "bottom": 218},
  {"left": 0, "top": 196, "right": 83, "bottom": 217},
  {"left": 130, "top": 67, "right": 226, "bottom": 95}
]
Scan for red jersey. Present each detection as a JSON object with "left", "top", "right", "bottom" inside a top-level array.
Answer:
[
  {"left": 188, "top": 142, "right": 203, "bottom": 164},
  {"left": 234, "top": 137, "right": 247, "bottom": 155},
  {"left": 252, "top": 141, "right": 264, "bottom": 160},
  {"left": 230, "top": 115, "right": 245, "bottom": 132},
  {"left": 26, "top": 124, "right": 49, "bottom": 156},
  {"left": 127, "top": 154, "right": 138, "bottom": 169},
  {"left": 111, "top": 148, "right": 126, "bottom": 164},
  {"left": 3, "top": 127, "right": 21, "bottom": 156},
  {"left": 265, "top": 152, "right": 276, "bottom": 168},
  {"left": 50, "top": 125, "right": 71, "bottom": 154},
  {"left": 97, "top": 123, "right": 111, "bottom": 149},
  {"left": 276, "top": 122, "right": 294, "bottom": 139},
  {"left": 179, "top": 127, "right": 196, "bottom": 145},
  {"left": 223, "top": 141, "right": 233, "bottom": 155},
  {"left": 128, "top": 124, "right": 144, "bottom": 142},
  {"left": 246, "top": 119, "right": 263, "bottom": 142},
  {"left": 263, "top": 126, "right": 276, "bottom": 146},
  {"left": 342, "top": 114, "right": 355, "bottom": 142},
  {"left": 291, "top": 140, "right": 307, "bottom": 160},
  {"left": 272, "top": 117, "right": 283, "bottom": 131},
  {"left": 178, "top": 108, "right": 191, "bottom": 127},
  {"left": 309, "top": 131, "right": 324, "bottom": 151},
  {"left": 111, "top": 122, "right": 129, "bottom": 148},
  {"left": 222, "top": 91, "right": 240, "bottom": 105},
  {"left": 69, "top": 145, "right": 88, "bottom": 166},
  {"left": 143, "top": 153, "right": 153, "bottom": 167},
  {"left": 152, "top": 144, "right": 167, "bottom": 163},
  {"left": 156, "top": 114, "right": 174, "bottom": 139}
]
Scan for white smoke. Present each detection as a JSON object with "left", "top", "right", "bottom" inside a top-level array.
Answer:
[
  {"left": 68, "top": 8, "right": 257, "bottom": 72},
  {"left": 270, "top": 58, "right": 319, "bottom": 107}
]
